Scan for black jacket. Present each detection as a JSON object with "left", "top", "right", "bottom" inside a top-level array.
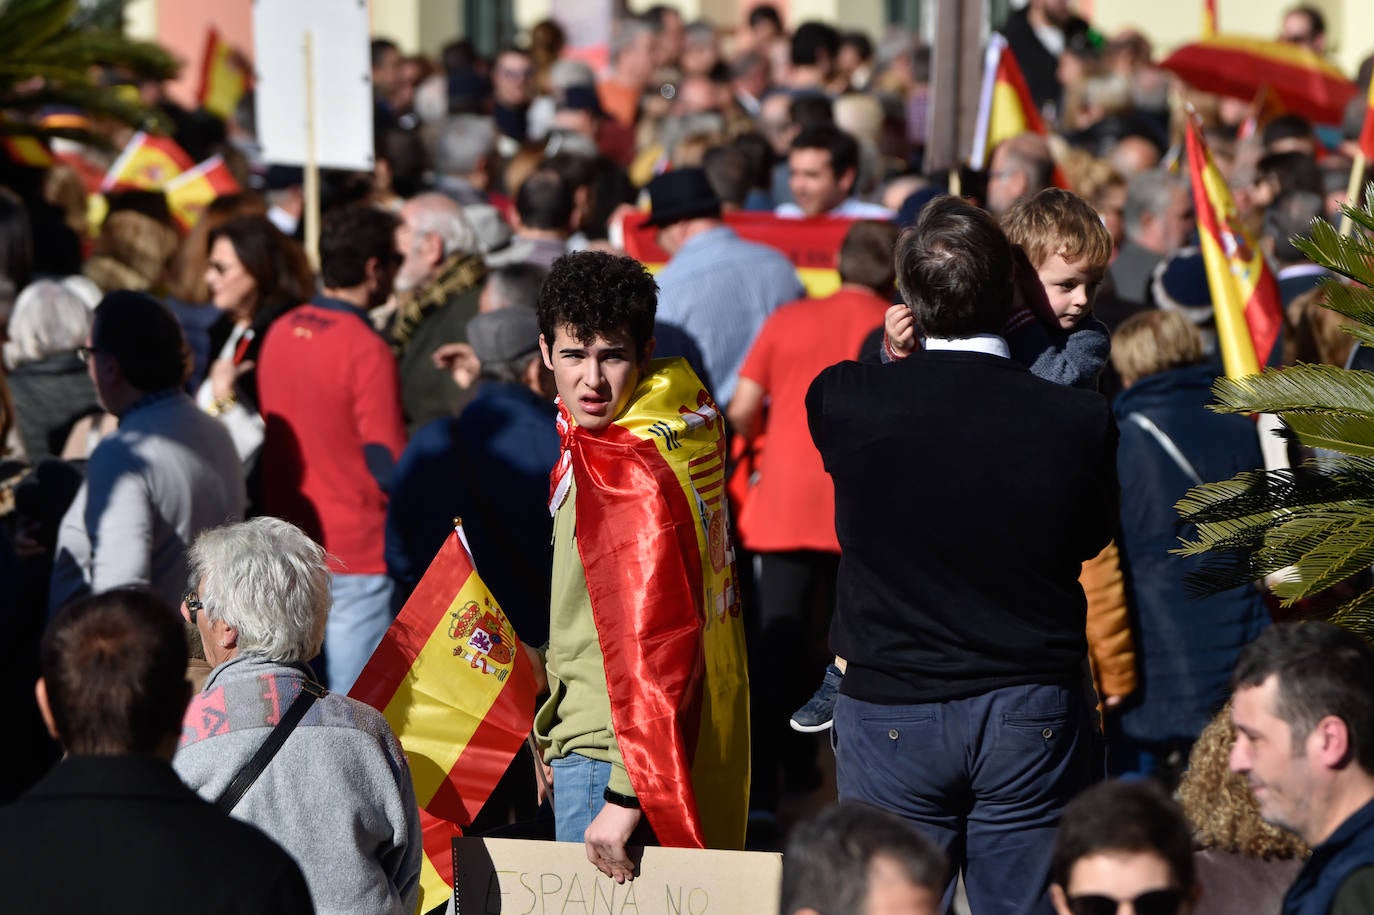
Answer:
[
  {"left": 0, "top": 755, "right": 315, "bottom": 914},
  {"left": 808, "top": 349, "right": 1118, "bottom": 704}
]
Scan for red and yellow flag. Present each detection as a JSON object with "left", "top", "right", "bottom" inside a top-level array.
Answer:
[
  {"left": 350, "top": 529, "right": 538, "bottom": 913},
  {"left": 0, "top": 135, "right": 53, "bottom": 169},
  {"left": 621, "top": 210, "right": 844, "bottom": 296},
  {"left": 165, "top": 155, "right": 241, "bottom": 231},
  {"left": 1185, "top": 121, "right": 1284, "bottom": 378},
  {"left": 970, "top": 33, "right": 1067, "bottom": 187},
  {"left": 197, "top": 27, "right": 251, "bottom": 121},
  {"left": 1358, "top": 78, "right": 1374, "bottom": 161},
  {"left": 551, "top": 357, "right": 750, "bottom": 850},
  {"left": 1202, "top": 0, "right": 1218, "bottom": 37},
  {"left": 100, "top": 131, "right": 193, "bottom": 192},
  {"left": 971, "top": 33, "right": 1047, "bottom": 169}
]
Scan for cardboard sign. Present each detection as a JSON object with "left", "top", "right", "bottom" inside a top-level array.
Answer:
[
  {"left": 252, "top": 0, "right": 374, "bottom": 171},
  {"left": 452, "top": 837, "right": 782, "bottom": 914}
]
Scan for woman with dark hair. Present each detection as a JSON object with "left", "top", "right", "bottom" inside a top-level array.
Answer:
[{"left": 197, "top": 215, "right": 313, "bottom": 474}]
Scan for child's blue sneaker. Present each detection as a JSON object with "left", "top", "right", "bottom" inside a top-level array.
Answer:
[{"left": 790, "top": 663, "right": 842, "bottom": 733}]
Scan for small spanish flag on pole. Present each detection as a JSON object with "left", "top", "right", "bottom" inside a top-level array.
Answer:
[
  {"left": 970, "top": 34, "right": 1045, "bottom": 170},
  {"left": 165, "top": 155, "right": 241, "bottom": 231},
  {"left": 349, "top": 526, "right": 538, "bottom": 913},
  {"left": 970, "top": 34, "right": 1068, "bottom": 187},
  {"left": 100, "top": 131, "right": 194, "bottom": 192},
  {"left": 1202, "top": 0, "right": 1218, "bottom": 38},
  {"left": 197, "top": 27, "right": 251, "bottom": 122},
  {"left": 1185, "top": 119, "right": 1284, "bottom": 378},
  {"left": 1340, "top": 77, "right": 1374, "bottom": 235}
]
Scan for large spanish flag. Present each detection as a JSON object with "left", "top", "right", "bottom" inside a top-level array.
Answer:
[
  {"left": 970, "top": 33, "right": 1046, "bottom": 170},
  {"left": 100, "top": 131, "right": 193, "bottom": 192},
  {"left": 1185, "top": 121, "right": 1283, "bottom": 378},
  {"left": 165, "top": 155, "right": 241, "bottom": 231},
  {"left": 1162, "top": 36, "right": 1356, "bottom": 125},
  {"left": 550, "top": 357, "right": 750, "bottom": 849},
  {"left": 621, "top": 210, "right": 844, "bottom": 296},
  {"left": 350, "top": 528, "right": 538, "bottom": 913},
  {"left": 197, "top": 27, "right": 251, "bottom": 122}
]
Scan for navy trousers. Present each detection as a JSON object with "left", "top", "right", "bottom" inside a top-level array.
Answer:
[{"left": 834, "top": 682, "right": 1093, "bottom": 915}]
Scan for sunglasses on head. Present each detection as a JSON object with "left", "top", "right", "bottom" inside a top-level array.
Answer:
[{"left": 1067, "top": 888, "right": 1185, "bottom": 915}]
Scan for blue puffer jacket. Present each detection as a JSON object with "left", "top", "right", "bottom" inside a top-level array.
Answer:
[{"left": 1113, "top": 362, "right": 1270, "bottom": 743}]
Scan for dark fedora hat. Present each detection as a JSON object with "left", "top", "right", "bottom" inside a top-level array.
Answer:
[{"left": 644, "top": 168, "right": 722, "bottom": 228}]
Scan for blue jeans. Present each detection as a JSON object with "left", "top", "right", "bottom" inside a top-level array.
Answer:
[
  {"left": 834, "top": 683, "right": 1093, "bottom": 915},
  {"left": 325, "top": 572, "right": 394, "bottom": 694},
  {"left": 551, "top": 753, "right": 611, "bottom": 843}
]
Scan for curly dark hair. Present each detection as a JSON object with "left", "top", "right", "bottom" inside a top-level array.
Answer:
[{"left": 537, "top": 251, "right": 657, "bottom": 358}]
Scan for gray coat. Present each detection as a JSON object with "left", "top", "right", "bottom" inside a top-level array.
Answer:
[{"left": 49, "top": 390, "right": 246, "bottom": 614}]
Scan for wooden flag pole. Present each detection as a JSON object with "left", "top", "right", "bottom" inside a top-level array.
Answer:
[
  {"left": 303, "top": 30, "right": 321, "bottom": 270},
  {"left": 1340, "top": 152, "right": 1367, "bottom": 237}
]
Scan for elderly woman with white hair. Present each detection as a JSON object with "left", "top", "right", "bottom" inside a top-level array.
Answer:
[
  {"left": 5, "top": 278, "right": 102, "bottom": 460},
  {"left": 173, "top": 517, "right": 422, "bottom": 915}
]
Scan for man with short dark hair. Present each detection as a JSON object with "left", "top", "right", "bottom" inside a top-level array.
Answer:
[
  {"left": 506, "top": 169, "right": 575, "bottom": 270},
  {"left": 781, "top": 801, "right": 946, "bottom": 915},
  {"left": 1230, "top": 622, "right": 1374, "bottom": 914},
  {"left": 1049, "top": 780, "right": 1200, "bottom": 915},
  {"left": 51, "top": 292, "right": 245, "bottom": 613},
  {"left": 258, "top": 205, "right": 408, "bottom": 693},
  {"left": 1279, "top": 4, "right": 1326, "bottom": 54},
  {"left": 787, "top": 21, "right": 840, "bottom": 92},
  {"left": 0, "top": 589, "right": 314, "bottom": 913},
  {"left": 1264, "top": 190, "right": 1329, "bottom": 307},
  {"left": 809, "top": 196, "right": 1117, "bottom": 914},
  {"left": 777, "top": 125, "right": 892, "bottom": 219},
  {"left": 533, "top": 251, "right": 749, "bottom": 880}
]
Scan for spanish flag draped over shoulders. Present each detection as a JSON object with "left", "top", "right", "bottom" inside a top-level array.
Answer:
[
  {"left": 1184, "top": 121, "right": 1284, "bottom": 378},
  {"left": 551, "top": 356, "right": 750, "bottom": 849},
  {"left": 350, "top": 528, "right": 539, "bottom": 913}
]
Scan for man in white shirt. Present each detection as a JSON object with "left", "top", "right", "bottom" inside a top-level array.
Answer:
[{"left": 776, "top": 125, "right": 893, "bottom": 220}]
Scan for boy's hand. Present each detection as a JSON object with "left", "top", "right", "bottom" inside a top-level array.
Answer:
[
  {"left": 884, "top": 304, "right": 917, "bottom": 358},
  {"left": 585, "top": 803, "right": 641, "bottom": 883}
]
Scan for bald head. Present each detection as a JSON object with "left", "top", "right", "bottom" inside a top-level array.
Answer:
[
  {"left": 1110, "top": 135, "right": 1161, "bottom": 179},
  {"left": 987, "top": 133, "right": 1054, "bottom": 217}
]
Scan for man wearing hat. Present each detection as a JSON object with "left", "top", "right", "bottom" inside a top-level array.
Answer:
[
  {"left": 650, "top": 167, "right": 803, "bottom": 407},
  {"left": 386, "top": 305, "right": 557, "bottom": 640}
]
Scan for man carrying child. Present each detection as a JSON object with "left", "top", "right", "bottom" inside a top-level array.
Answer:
[
  {"left": 532, "top": 251, "right": 750, "bottom": 882},
  {"left": 807, "top": 196, "right": 1118, "bottom": 915}
]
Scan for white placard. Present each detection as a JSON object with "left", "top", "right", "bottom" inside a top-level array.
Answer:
[{"left": 252, "top": 0, "right": 374, "bottom": 171}]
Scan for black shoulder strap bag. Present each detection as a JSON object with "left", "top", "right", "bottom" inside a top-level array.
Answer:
[{"left": 214, "top": 677, "right": 328, "bottom": 814}]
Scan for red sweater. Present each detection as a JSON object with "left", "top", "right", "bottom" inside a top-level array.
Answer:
[{"left": 258, "top": 298, "right": 407, "bottom": 574}]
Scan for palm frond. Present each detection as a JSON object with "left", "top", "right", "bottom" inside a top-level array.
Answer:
[
  {"left": 1208, "top": 364, "right": 1374, "bottom": 417},
  {"left": 1294, "top": 213, "right": 1374, "bottom": 287}
]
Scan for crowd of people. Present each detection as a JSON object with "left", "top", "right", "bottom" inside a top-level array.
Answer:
[{"left": 3, "top": 1, "right": 1374, "bottom": 913}]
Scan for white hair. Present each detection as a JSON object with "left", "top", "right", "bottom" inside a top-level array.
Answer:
[
  {"left": 413, "top": 73, "right": 450, "bottom": 123},
  {"left": 548, "top": 59, "right": 595, "bottom": 94},
  {"left": 436, "top": 114, "right": 497, "bottom": 177},
  {"left": 189, "top": 518, "right": 332, "bottom": 663},
  {"left": 5, "top": 278, "right": 92, "bottom": 370},
  {"left": 407, "top": 192, "right": 482, "bottom": 258}
]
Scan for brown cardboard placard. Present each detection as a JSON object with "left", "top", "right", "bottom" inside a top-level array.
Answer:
[{"left": 453, "top": 837, "right": 782, "bottom": 914}]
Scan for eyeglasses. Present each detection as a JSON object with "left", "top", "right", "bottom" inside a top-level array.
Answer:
[
  {"left": 1067, "top": 889, "right": 1185, "bottom": 915},
  {"left": 183, "top": 588, "right": 204, "bottom": 624},
  {"left": 76, "top": 344, "right": 99, "bottom": 363}
]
